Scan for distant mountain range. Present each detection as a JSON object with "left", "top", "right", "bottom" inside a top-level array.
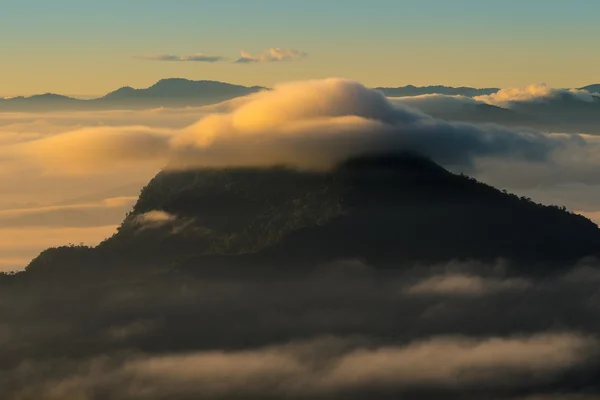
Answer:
[
  {"left": 375, "top": 85, "right": 500, "bottom": 97},
  {"left": 2, "top": 79, "right": 599, "bottom": 113},
  {"left": 581, "top": 84, "right": 600, "bottom": 93},
  {"left": 2, "top": 79, "right": 600, "bottom": 133},
  {"left": 0, "top": 78, "right": 266, "bottom": 111},
  {"left": 1, "top": 81, "right": 506, "bottom": 112},
  {"left": 400, "top": 94, "right": 600, "bottom": 134}
]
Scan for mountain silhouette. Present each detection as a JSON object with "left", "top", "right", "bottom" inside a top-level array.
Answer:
[
  {"left": 0, "top": 93, "right": 81, "bottom": 111},
  {"left": 402, "top": 100, "right": 533, "bottom": 126},
  {"left": 99, "top": 78, "right": 265, "bottom": 106},
  {"left": 581, "top": 84, "right": 600, "bottom": 93},
  {"left": 3, "top": 80, "right": 600, "bottom": 114},
  {"left": 0, "top": 78, "right": 265, "bottom": 111},
  {"left": 376, "top": 85, "right": 499, "bottom": 97},
  {"left": 21, "top": 153, "right": 600, "bottom": 279},
  {"left": 405, "top": 92, "right": 600, "bottom": 133},
  {"left": 503, "top": 93, "right": 600, "bottom": 133}
]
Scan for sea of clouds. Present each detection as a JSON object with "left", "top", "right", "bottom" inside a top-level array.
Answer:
[{"left": 1, "top": 78, "right": 600, "bottom": 270}]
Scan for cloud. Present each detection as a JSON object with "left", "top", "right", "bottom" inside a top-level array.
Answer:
[
  {"left": 0, "top": 108, "right": 213, "bottom": 271},
  {"left": 9, "top": 333, "right": 595, "bottom": 399},
  {"left": 321, "top": 334, "right": 595, "bottom": 389},
  {"left": 5, "top": 256, "right": 600, "bottom": 398},
  {"left": 0, "top": 196, "right": 136, "bottom": 218},
  {"left": 10, "top": 78, "right": 600, "bottom": 186},
  {"left": 0, "top": 196, "right": 137, "bottom": 229},
  {"left": 168, "top": 78, "right": 566, "bottom": 170},
  {"left": 1, "top": 78, "right": 556, "bottom": 174},
  {"left": 0, "top": 107, "right": 214, "bottom": 130},
  {"left": 406, "top": 274, "right": 530, "bottom": 296},
  {"left": 133, "top": 210, "right": 177, "bottom": 226},
  {"left": 390, "top": 93, "right": 484, "bottom": 112},
  {"left": 16, "top": 126, "right": 173, "bottom": 174},
  {"left": 470, "top": 134, "right": 600, "bottom": 188},
  {"left": 5, "top": 77, "right": 600, "bottom": 260},
  {"left": 475, "top": 83, "right": 598, "bottom": 108},
  {"left": 235, "top": 48, "right": 307, "bottom": 63},
  {"left": 134, "top": 48, "right": 308, "bottom": 64},
  {"left": 136, "top": 53, "right": 226, "bottom": 62}
]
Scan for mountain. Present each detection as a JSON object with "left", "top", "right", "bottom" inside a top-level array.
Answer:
[
  {"left": 0, "top": 93, "right": 81, "bottom": 111},
  {"left": 0, "top": 78, "right": 265, "bottom": 111},
  {"left": 504, "top": 93, "right": 600, "bottom": 133},
  {"left": 97, "top": 78, "right": 265, "bottom": 107},
  {"left": 397, "top": 92, "right": 600, "bottom": 133},
  {"left": 581, "top": 84, "right": 600, "bottom": 93},
  {"left": 376, "top": 85, "right": 499, "bottom": 97},
  {"left": 3, "top": 81, "right": 599, "bottom": 113},
  {"left": 398, "top": 99, "right": 533, "bottom": 126},
  {"left": 21, "top": 153, "right": 600, "bottom": 279}
]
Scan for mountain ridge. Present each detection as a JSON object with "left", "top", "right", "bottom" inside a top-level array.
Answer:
[
  {"left": 375, "top": 85, "right": 500, "bottom": 97},
  {"left": 0, "top": 78, "right": 267, "bottom": 111}
]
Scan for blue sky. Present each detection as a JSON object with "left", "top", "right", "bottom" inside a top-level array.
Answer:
[{"left": 2, "top": 0, "right": 599, "bottom": 95}]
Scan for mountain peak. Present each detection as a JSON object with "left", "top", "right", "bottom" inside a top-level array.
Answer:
[{"left": 98, "top": 78, "right": 264, "bottom": 104}]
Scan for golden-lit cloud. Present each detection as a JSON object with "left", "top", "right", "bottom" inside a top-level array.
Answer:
[
  {"left": 0, "top": 196, "right": 136, "bottom": 218},
  {"left": 17, "top": 126, "right": 172, "bottom": 174},
  {"left": 5, "top": 78, "right": 599, "bottom": 179},
  {"left": 18, "top": 333, "right": 596, "bottom": 398},
  {"left": 133, "top": 210, "right": 177, "bottom": 226},
  {"left": 170, "top": 78, "right": 564, "bottom": 170},
  {"left": 235, "top": 48, "right": 307, "bottom": 63},
  {"left": 475, "top": 83, "right": 598, "bottom": 108},
  {"left": 405, "top": 274, "right": 530, "bottom": 296}
]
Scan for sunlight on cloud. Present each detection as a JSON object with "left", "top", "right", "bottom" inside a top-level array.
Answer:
[
  {"left": 19, "top": 333, "right": 596, "bottom": 398},
  {"left": 134, "top": 210, "right": 177, "bottom": 226},
  {"left": 17, "top": 126, "right": 172, "bottom": 174},
  {"left": 235, "top": 48, "right": 307, "bottom": 63},
  {"left": 170, "top": 78, "right": 563, "bottom": 170},
  {"left": 7, "top": 78, "right": 569, "bottom": 175},
  {"left": 405, "top": 274, "right": 530, "bottom": 296},
  {"left": 475, "top": 83, "right": 598, "bottom": 108},
  {"left": 3, "top": 78, "right": 600, "bottom": 270}
]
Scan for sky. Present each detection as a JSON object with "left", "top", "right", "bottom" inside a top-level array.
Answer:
[{"left": 2, "top": 0, "right": 600, "bottom": 96}]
